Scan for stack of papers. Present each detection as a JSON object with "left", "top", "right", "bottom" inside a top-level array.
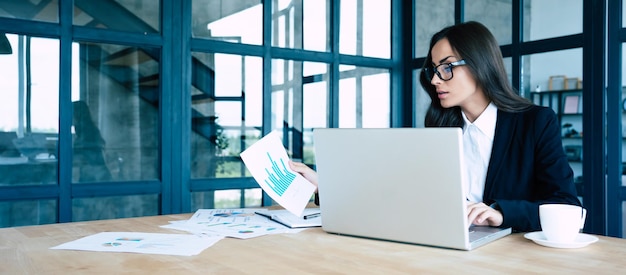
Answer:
[
  {"left": 161, "top": 208, "right": 307, "bottom": 239},
  {"left": 50, "top": 208, "right": 320, "bottom": 256}
]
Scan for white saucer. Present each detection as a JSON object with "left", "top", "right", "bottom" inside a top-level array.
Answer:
[{"left": 524, "top": 231, "right": 598, "bottom": 249}]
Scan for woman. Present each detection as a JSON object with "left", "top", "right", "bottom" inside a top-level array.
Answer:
[{"left": 292, "top": 21, "right": 580, "bottom": 232}]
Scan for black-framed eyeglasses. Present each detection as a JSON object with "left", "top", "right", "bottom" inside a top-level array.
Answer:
[{"left": 424, "top": 60, "right": 466, "bottom": 81}]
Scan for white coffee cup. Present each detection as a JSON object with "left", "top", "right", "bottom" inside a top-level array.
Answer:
[{"left": 539, "top": 204, "right": 586, "bottom": 243}]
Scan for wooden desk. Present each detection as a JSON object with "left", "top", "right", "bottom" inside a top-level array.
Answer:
[{"left": 1, "top": 214, "right": 624, "bottom": 274}]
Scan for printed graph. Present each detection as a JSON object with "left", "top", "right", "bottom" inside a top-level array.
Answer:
[{"left": 264, "top": 152, "right": 296, "bottom": 196}]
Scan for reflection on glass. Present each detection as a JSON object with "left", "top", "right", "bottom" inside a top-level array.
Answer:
[
  {"left": 72, "top": 42, "right": 160, "bottom": 182},
  {"left": 340, "top": 0, "right": 390, "bottom": 58},
  {"left": 72, "top": 194, "right": 158, "bottom": 222},
  {"left": 272, "top": 0, "right": 330, "bottom": 52},
  {"left": 73, "top": 0, "right": 160, "bottom": 32},
  {"left": 464, "top": 0, "right": 513, "bottom": 45},
  {"left": 272, "top": 59, "right": 329, "bottom": 161},
  {"left": 339, "top": 65, "right": 390, "bottom": 128},
  {"left": 0, "top": 200, "right": 56, "bottom": 228},
  {"left": 191, "top": 53, "right": 262, "bottom": 179},
  {"left": 525, "top": 49, "right": 583, "bottom": 188},
  {"left": 0, "top": 1, "right": 59, "bottom": 22},
  {"left": 192, "top": 0, "right": 263, "bottom": 45},
  {"left": 523, "top": 0, "right": 582, "bottom": 41},
  {"left": 0, "top": 34, "right": 59, "bottom": 186},
  {"left": 415, "top": 0, "right": 454, "bottom": 58}
]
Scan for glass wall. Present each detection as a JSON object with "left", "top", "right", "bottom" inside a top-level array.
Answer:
[
  {"left": 0, "top": 200, "right": 56, "bottom": 227},
  {"left": 72, "top": 194, "right": 158, "bottom": 222},
  {"left": 302, "top": 62, "right": 329, "bottom": 164},
  {"left": 414, "top": 0, "right": 454, "bottom": 58},
  {"left": 272, "top": 0, "right": 330, "bottom": 52},
  {"left": 192, "top": 0, "right": 263, "bottom": 44},
  {"left": 190, "top": 53, "right": 262, "bottom": 179},
  {"left": 621, "top": 43, "right": 626, "bottom": 237},
  {"left": 74, "top": 0, "right": 160, "bottom": 32},
  {"left": 271, "top": 60, "right": 331, "bottom": 161},
  {"left": 523, "top": 0, "right": 582, "bottom": 41},
  {"left": 464, "top": 0, "right": 513, "bottom": 45},
  {"left": 66, "top": 41, "right": 161, "bottom": 221},
  {"left": 338, "top": 65, "right": 390, "bottom": 128},
  {"left": 72, "top": 42, "right": 160, "bottom": 183},
  {"left": 0, "top": 34, "right": 59, "bottom": 227},
  {"left": 0, "top": 1, "right": 59, "bottom": 22},
  {"left": 340, "top": 0, "right": 390, "bottom": 58},
  {"left": 0, "top": 34, "right": 59, "bottom": 187}
]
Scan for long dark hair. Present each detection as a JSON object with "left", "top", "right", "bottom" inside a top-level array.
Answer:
[{"left": 419, "top": 21, "right": 532, "bottom": 127}]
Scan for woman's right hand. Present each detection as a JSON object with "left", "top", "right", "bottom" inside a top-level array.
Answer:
[{"left": 289, "top": 161, "right": 319, "bottom": 192}]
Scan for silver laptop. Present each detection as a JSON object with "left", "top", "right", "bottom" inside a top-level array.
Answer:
[{"left": 313, "top": 128, "right": 511, "bottom": 251}]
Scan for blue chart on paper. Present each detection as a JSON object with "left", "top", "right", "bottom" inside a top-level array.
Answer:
[{"left": 264, "top": 152, "right": 296, "bottom": 196}]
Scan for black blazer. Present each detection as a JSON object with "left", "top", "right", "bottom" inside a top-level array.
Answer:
[{"left": 483, "top": 106, "right": 581, "bottom": 232}]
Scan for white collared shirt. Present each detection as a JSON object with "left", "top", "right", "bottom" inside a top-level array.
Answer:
[{"left": 462, "top": 102, "right": 497, "bottom": 203}]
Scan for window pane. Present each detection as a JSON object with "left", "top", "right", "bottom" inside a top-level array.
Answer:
[
  {"left": 72, "top": 194, "right": 158, "bottom": 222},
  {"left": 415, "top": 0, "right": 454, "bottom": 58},
  {"left": 623, "top": 0, "right": 626, "bottom": 28},
  {"left": 74, "top": 0, "right": 160, "bottom": 32},
  {"left": 303, "top": 62, "right": 329, "bottom": 164},
  {"left": 192, "top": 188, "right": 262, "bottom": 210},
  {"left": 623, "top": 202, "right": 626, "bottom": 237},
  {"left": 0, "top": 199, "right": 56, "bottom": 228},
  {"left": 271, "top": 59, "right": 329, "bottom": 160},
  {"left": 526, "top": 49, "right": 583, "bottom": 195},
  {"left": 340, "top": 0, "right": 390, "bottom": 58},
  {"left": 272, "top": 0, "right": 330, "bottom": 52},
  {"left": 465, "top": 0, "right": 512, "bottom": 45},
  {"left": 191, "top": 53, "right": 262, "bottom": 179},
  {"left": 72, "top": 42, "right": 160, "bottom": 182},
  {"left": 0, "top": 34, "right": 59, "bottom": 186},
  {"left": 339, "top": 65, "right": 390, "bottom": 128},
  {"left": 192, "top": 0, "right": 263, "bottom": 45},
  {"left": 523, "top": 0, "right": 582, "bottom": 41},
  {"left": 414, "top": 69, "right": 429, "bottom": 128},
  {"left": 502, "top": 57, "right": 515, "bottom": 93},
  {"left": 621, "top": 43, "right": 626, "bottom": 189},
  {"left": 0, "top": 1, "right": 58, "bottom": 22}
]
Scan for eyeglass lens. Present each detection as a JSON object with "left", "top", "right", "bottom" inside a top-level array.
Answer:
[{"left": 436, "top": 64, "right": 454, "bottom": 80}]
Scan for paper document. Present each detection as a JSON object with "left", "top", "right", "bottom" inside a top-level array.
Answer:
[
  {"left": 240, "top": 132, "right": 316, "bottom": 217},
  {"left": 255, "top": 208, "right": 322, "bottom": 228},
  {"left": 50, "top": 232, "right": 222, "bottom": 256},
  {"left": 175, "top": 208, "right": 293, "bottom": 239}
]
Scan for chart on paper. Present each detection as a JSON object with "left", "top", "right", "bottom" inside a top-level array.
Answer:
[
  {"left": 264, "top": 153, "right": 296, "bottom": 196},
  {"left": 240, "top": 132, "right": 316, "bottom": 217}
]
